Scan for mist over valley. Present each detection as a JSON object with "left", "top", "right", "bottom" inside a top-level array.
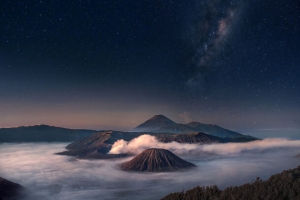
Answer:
[{"left": 1, "top": 134, "right": 300, "bottom": 199}]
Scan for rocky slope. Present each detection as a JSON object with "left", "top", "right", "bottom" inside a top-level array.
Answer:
[{"left": 120, "top": 148, "right": 195, "bottom": 172}]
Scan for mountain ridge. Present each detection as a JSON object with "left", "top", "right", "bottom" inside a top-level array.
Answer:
[
  {"left": 57, "top": 131, "right": 223, "bottom": 159},
  {"left": 0, "top": 115, "right": 257, "bottom": 143},
  {"left": 132, "top": 115, "right": 249, "bottom": 138},
  {"left": 0, "top": 125, "right": 97, "bottom": 142}
]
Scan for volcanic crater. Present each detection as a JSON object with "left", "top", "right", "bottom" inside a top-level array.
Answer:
[{"left": 120, "top": 148, "right": 196, "bottom": 172}]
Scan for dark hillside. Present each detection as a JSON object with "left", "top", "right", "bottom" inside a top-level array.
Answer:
[
  {"left": 0, "top": 177, "right": 25, "bottom": 200},
  {"left": 162, "top": 165, "right": 300, "bottom": 200},
  {"left": 0, "top": 125, "right": 96, "bottom": 142}
]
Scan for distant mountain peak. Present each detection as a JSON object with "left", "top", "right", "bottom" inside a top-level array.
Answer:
[
  {"left": 148, "top": 115, "right": 174, "bottom": 122},
  {"left": 131, "top": 114, "right": 254, "bottom": 139},
  {"left": 131, "top": 115, "right": 177, "bottom": 132}
]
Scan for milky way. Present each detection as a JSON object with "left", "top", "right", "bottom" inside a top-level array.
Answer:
[
  {"left": 186, "top": 0, "right": 244, "bottom": 90},
  {"left": 1, "top": 0, "right": 299, "bottom": 130}
]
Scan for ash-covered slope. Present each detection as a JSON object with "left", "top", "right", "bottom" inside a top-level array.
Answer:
[
  {"left": 0, "top": 177, "right": 25, "bottom": 200},
  {"left": 120, "top": 148, "right": 195, "bottom": 172}
]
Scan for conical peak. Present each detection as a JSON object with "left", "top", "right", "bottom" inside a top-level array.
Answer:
[
  {"left": 148, "top": 115, "right": 173, "bottom": 122},
  {"left": 120, "top": 148, "right": 195, "bottom": 172},
  {"left": 131, "top": 115, "right": 178, "bottom": 132},
  {"left": 143, "top": 115, "right": 177, "bottom": 125}
]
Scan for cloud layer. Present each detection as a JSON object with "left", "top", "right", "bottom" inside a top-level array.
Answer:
[
  {"left": 109, "top": 134, "right": 300, "bottom": 156},
  {"left": 0, "top": 141, "right": 300, "bottom": 200}
]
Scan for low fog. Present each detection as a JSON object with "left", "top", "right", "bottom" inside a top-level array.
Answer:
[{"left": 1, "top": 139, "right": 300, "bottom": 199}]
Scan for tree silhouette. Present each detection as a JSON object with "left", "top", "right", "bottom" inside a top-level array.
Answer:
[{"left": 162, "top": 165, "right": 300, "bottom": 200}]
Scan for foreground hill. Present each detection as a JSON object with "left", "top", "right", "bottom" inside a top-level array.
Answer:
[
  {"left": 132, "top": 115, "right": 254, "bottom": 139},
  {"left": 120, "top": 148, "right": 195, "bottom": 172},
  {"left": 57, "top": 131, "right": 222, "bottom": 159},
  {"left": 161, "top": 165, "right": 300, "bottom": 200},
  {"left": 0, "top": 125, "right": 96, "bottom": 142},
  {"left": 0, "top": 177, "right": 25, "bottom": 200}
]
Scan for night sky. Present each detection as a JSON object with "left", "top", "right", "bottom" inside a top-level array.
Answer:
[{"left": 1, "top": 0, "right": 300, "bottom": 131}]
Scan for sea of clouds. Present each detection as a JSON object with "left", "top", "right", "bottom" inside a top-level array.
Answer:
[{"left": 0, "top": 138, "right": 300, "bottom": 199}]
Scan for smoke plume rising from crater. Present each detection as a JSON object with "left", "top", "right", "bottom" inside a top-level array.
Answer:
[{"left": 109, "top": 134, "right": 300, "bottom": 156}]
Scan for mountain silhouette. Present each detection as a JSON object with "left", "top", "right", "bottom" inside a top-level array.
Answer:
[
  {"left": 186, "top": 122, "right": 243, "bottom": 138},
  {"left": 156, "top": 132, "right": 221, "bottom": 144},
  {"left": 0, "top": 177, "right": 25, "bottom": 200},
  {"left": 132, "top": 115, "right": 252, "bottom": 139},
  {"left": 131, "top": 115, "right": 179, "bottom": 132},
  {"left": 0, "top": 125, "right": 96, "bottom": 142}
]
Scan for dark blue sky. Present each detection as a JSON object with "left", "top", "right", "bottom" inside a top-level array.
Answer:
[{"left": 1, "top": 0, "right": 299, "bottom": 130}]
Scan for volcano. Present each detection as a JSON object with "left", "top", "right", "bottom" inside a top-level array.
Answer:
[
  {"left": 131, "top": 115, "right": 180, "bottom": 132},
  {"left": 131, "top": 115, "right": 256, "bottom": 140},
  {"left": 120, "top": 148, "right": 195, "bottom": 172}
]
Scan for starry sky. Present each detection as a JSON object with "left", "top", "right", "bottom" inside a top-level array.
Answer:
[{"left": 1, "top": 0, "right": 300, "bottom": 131}]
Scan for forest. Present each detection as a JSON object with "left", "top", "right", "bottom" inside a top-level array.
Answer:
[{"left": 162, "top": 165, "right": 300, "bottom": 200}]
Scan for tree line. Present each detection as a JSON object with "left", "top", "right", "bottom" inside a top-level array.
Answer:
[{"left": 161, "top": 165, "right": 300, "bottom": 200}]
